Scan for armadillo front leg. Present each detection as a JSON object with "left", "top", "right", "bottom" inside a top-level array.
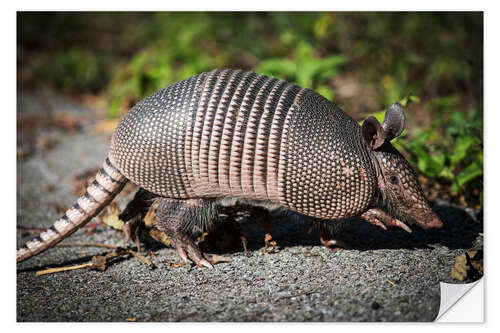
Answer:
[
  {"left": 156, "top": 198, "right": 229, "bottom": 268},
  {"left": 361, "top": 208, "right": 413, "bottom": 233}
]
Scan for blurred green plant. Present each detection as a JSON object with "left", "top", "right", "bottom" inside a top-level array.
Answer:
[
  {"left": 256, "top": 41, "right": 346, "bottom": 100},
  {"left": 37, "top": 49, "right": 110, "bottom": 93},
  {"left": 107, "top": 47, "right": 214, "bottom": 118},
  {"left": 404, "top": 102, "right": 483, "bottom": 206}
]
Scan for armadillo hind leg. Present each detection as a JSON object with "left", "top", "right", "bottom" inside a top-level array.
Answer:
[
  {"left": 309, "top": 218, "right": 350, "bottom": 248},
  {"left": 360, "top": 208, "right": 413, "bottom": 233},
  {"left": 155, "top": 198, "right": 229, "bottom": 268},
  {"left": 119, "top": 188, "right": 157, "bottom": 250}
]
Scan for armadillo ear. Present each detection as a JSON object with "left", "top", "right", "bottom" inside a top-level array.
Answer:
[
  {"left": 382, "top": 102, "right": 405, "bottom": 141},
  {"left": 361, "top": 116, "right": 385, "bottom": 150}
]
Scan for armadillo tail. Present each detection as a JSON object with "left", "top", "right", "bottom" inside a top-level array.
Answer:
[{"left": 16, "top": 157, "right": 127, "bottom": 263}]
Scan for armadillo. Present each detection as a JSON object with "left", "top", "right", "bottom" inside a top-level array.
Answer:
[{"left": 17, "top": 69, "right": 443, "bottom": 267}]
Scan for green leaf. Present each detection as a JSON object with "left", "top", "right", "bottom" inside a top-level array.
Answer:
[
  {"left": 439, "top": 167, "right": 454, "bottom": 180},
  {"left": 255, "top": 59, "right": 297, "bottom": 79},
  {"left": 372, "top": 110, "right": 386, "bottom": 124},
  {"left": 412, "top": 145, "right": 446, "bottom": 178},
  {"left": 449, "top": 135, "right": 475, "bottom": 168},
  {"left": 399, "top": 92, "right": 420, "bottom": 107},
  {"left": 452, "top": 160, "right": 483, "bottom": 192}
]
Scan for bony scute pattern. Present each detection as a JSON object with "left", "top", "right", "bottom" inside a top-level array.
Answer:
[
  {"left": 110, "top": 69, "right": 307, "bottom": 203},
  {"left": 110, "top": 73, "right": 206, "bottom": 198},
  {"left": 111, "top": 69, "right": 376, "bottom": 218},
  {"left": 281, "top": 90, "right": 376, "bottom": 219}
]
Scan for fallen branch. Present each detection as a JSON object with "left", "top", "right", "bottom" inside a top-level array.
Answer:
[
  {"left": 35, "top": 242, "right": 155, "bottom": 275},
  {"left": 127, "top": 249, "right": 154, "bottom": 268},
  {"left": 57, "top": 241, "right": 153, "bottom": 267}
]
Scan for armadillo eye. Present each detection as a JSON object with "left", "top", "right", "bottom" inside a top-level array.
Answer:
[{"left": 389, "top": 175, "right": 399, "bottom": 184}]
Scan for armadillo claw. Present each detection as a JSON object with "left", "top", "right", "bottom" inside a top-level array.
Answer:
[
  {"left": 392, "top": 219, "right": 412, "bottom": 233},
  {"left": 175, "top": 245, "right": 189, "bottom": 263},
  {"left": 195, "top": 254, "right": 231, "bottom": 268},
  {"left": 170, "top": 233, "right": 229, "bottom": 269},
  {"left": 367, "top": 218, "right": 387, "bottom": 231},
  {"left": 320, "top": 236, "right": 348, "bottom": 249},
  {"left": 361, "top": 209, "right": 412, "bottom": 233},
  {"left": 197, "top": 259, "right": 214, "bottom": 269},
  {"left": 205, "top": 253, "right": 231, "bottom": 264},
  {"left": 360, "top": 211, "right": 388, "bottom": 231}
]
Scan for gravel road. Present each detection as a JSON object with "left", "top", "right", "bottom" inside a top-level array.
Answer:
[{"left": 16, "top": 92, "right": 483, "bottom": 322}]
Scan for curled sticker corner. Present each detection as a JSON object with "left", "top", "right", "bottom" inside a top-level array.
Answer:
[{"left": 435, "top": 279, "right": 483, "bottom": 322}]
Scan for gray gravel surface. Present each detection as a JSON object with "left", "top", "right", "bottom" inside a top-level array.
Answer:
[{"left": 16, "top": 92, "right": 483, "bottom": 322}]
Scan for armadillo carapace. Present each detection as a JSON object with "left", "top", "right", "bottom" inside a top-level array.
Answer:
[{"left": 17, "top": 69, "right": 443, "bottom": 267}]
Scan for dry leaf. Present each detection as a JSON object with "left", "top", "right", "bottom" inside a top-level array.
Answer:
[
  {"left": 168, "top": 262, "right": 186, "bottom": 268},
  {"left": 91, "top": 255, "right": 109, "bottom": 271},
  {"left": 143, "top": 227, "right": 171, "bottom": 247},
  {"left": 143, "top": 206, "right": 157, "bottom": 227},
  {"left": 102, "top": 212, "right": 125, "bottom": 231},
  {"left": 262, "top": 233, "right": 277, "bottom": 254},
  {"left": 451, "top": 250, "right": 483, "bottom": 281}
]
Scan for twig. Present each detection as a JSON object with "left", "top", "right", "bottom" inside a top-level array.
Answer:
[
  {"left": 56, "top": 241, "right": 154, "bottom": 268},
  {"left": 36, "top": 263, "right": 93, "bottom": 276},
  {"left": 386, "top": 279, "right": 396, "bottom": 286},
  {"left": 126, "top": 249, "right": 154, "bottom": 268}
]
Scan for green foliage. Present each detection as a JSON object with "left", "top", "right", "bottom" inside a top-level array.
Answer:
[
  {"left": 371, "top": 92, "right": 420, "bottom": 124},
  {"left": 256, "top": 42, "right": 346, "bottom": 99},
  {"left": 403, "top": 103, "right": 483, "bottom": 198},
  {"left": 107, "top": 47, "right": 214, "bottom": 118},
  {"left": 37, "top": 49, "right": 110, "bottom": 93}
]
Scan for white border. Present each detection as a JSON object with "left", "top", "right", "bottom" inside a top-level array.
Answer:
[{"left": 4, "top": 1, "right": 496, "bottom": 331}]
